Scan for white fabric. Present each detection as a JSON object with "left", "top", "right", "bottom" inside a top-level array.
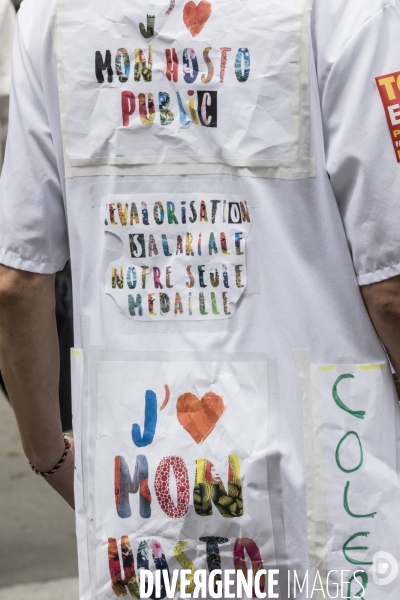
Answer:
[
  {"left": 1, "top": 0, "right": 400, "bottom": 598},
  {"left": 313, "top": 1, "right": 400, "bottom": 285},
  {"left": 0, "top": 0, "right": 15, "bottom": 168}
]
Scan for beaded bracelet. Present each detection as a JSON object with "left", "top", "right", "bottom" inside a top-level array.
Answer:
[{"left": 29, "top": 435, "right": 71, "bottom": 477}]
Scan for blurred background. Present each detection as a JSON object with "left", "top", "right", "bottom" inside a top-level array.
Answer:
[{"left": 0, "top": 0, "right": 78, "bottom": 597}]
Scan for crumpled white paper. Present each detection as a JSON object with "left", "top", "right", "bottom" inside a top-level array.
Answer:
[
  {"left": 59, "top": 0, "right": 295, "bottom": 163},
  {"left": 94, "top": 360, "right": 276, "bottom": 599},
  {"left": 104, "top": 193, "right": 252, "bottom": 321},
  {"left": 315, "top": 363, "right": 400, "bottom": 598}
]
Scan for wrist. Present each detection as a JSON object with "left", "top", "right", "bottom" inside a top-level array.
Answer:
[
  {"left": 45, "top": 442, "right": 75, "bottom": 509},
  {"left": 26, "top": 436, "right": 67, "bottom": 473},
  {"left": 30, "top": 436, "right": 71, "bottom": 476}
]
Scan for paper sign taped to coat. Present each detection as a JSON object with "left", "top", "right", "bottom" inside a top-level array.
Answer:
[
  {"left": 53, "top": 0, "right": 314, "bottom": 178},
  {"left": 104, "top": 193, "right": 252, "bottom": 321},
  {"left": 93, "top": 360, "right": 276, "bottom": 599}
]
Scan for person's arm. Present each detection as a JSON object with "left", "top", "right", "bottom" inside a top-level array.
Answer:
[
  {"left": 0, "top": 264, "right": 74, "bottom": 508},
  {"left": 361, "top": 275, "right": 400, "bottom": 376}
]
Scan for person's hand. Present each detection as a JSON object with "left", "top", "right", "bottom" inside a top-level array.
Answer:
[{"left": 45, "top": 435, "right": 75, "bottom": 509}]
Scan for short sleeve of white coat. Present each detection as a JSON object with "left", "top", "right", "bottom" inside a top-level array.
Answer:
[
  {"left": 0, "top": 0, "right": 15, "bottom": 98},
  {"left": 0, "top": 0, "right": 69, "bottom": 274},
  {"left": 313, "top": 0, "right": 400, "bottom": 285}
]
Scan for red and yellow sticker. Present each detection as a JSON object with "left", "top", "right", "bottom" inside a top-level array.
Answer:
[{"left": 376, "top": 71, "right": 400, "bottom": 162}]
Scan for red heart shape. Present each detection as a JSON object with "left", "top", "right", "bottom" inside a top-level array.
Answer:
[
  {"left": 183, "top": 0, "right": 212, "bottom": 37},
  {"left": 177, "top": 391, "right": 225, "bottom": 444}
]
